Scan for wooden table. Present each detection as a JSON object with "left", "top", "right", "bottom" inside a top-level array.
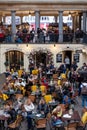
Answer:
[{"left": 62, "top": 110, "right": 81, "bottom": 122}]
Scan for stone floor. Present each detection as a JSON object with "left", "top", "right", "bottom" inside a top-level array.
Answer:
[
  {"left": 19, "top": 96, "right": 85, "bottom": 130},
  {"left": 0, "top": 73, "right": 86, "bottom": 130}
]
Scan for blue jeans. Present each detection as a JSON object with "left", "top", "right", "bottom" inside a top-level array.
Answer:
[
  {"left": 82, "top": 95, "right": 87, "bottom": 107},
  {"left": 27, "top": 112, "right": 32, "bottom": 129}
]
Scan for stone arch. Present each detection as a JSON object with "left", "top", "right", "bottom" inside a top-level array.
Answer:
[
  {"left": 4, "top": 50, "right": 24, "bottom": 70},
  {"left": 28, "top": 48, "right": 53, "bottom": 67}
]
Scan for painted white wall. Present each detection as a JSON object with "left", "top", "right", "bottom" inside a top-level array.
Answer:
[{"left": 0, "top": 43, "right": 86, "bottom": 73}]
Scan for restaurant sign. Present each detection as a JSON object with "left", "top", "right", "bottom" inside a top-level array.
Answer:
[{"left": 75, "top": 49, "right": 82, "bottom": 53}]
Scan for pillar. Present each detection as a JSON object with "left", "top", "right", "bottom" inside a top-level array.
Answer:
[
  {"left": 78, "top": 13, "right": 82, "bottom": 30},
  {"left": 2, "top": 15, "right": 5, "bottom": 24},
  {"left": 11, "top": 10, "right": 16, "bottom": 43},
  {"left": 35, "top": 10, "right": 40, "bottom": 33},
  {"left": 0, "top": 15, "right": 2, "bottom": 23},
  {"left": 58, "top": 11, "right": 63, "bottom": 43},
  {"left": 20, "top": 15, "right": 23, "bottom": 24},
  {"left": 83, "top": 11, "right": 86, "bottom": 33},
  {"left": 54, "top": 16, "right": 57, "bottom": 23}
]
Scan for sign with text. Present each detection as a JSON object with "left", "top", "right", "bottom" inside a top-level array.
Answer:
[
  {"left": 56, "top": 54, "right": 62, "bottom": 63},
  {"left": 75, "top": 50, "right": 82, "bottom": 53},
  {"left": 73, "top": 53, "right": 79, "bottom": 62}
]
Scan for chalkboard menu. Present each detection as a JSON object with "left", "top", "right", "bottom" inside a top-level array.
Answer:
[
  {"left": 56, "top": 54, "right": 62, "bottom": 62},
  {"left": 73, "top": 53, "right": 79, "bottom": 62}
]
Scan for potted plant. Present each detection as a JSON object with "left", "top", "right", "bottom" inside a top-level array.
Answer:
[{"left": 4, "top": 61, "right": 9, "bottom": 66}]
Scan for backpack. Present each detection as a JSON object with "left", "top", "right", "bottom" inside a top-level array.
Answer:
[{"left": 81, "top": 84, "right": 87, "bottom": 95}]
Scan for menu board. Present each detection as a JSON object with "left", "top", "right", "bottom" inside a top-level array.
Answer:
[
  {"left": 56, "top": 54, "right": 62, "bottom": 62},
  {"left": 73, "top": 53, "right": 79, "bottom": 62}
]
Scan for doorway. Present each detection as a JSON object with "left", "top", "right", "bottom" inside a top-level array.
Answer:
[
  {"left": 35, "top": 52, "right": 46, "bottom": 67},
  {"left": 63, "top": 50, "right": 72, "bottom": 66}
]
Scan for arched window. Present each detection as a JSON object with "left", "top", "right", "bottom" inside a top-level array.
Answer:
[{"left": 5, "top": 50, "right": 24, "bottom": 70}]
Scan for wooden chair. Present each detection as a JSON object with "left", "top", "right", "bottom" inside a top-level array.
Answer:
[
  {"left": 65, "top": 122, "right": 77, "bottom": 130},
  {"left": 76, "top": 121, "right": 86, "bottom": 130},
  {"left": 6, "top": 100, "right": 13, "bottom": 107},
  {"left": 35, "top": 118, "right": 47, "bottom": 130},
  {"left": 52, "top": 92, "right": 57, "bottom": 99},
  {"left": 15, "top": 94, "right": 23, "bottom": 100},
  {"left": 7, "top": 114, "right": 23, "bottom": 130},
  {"left": 46, "top": 113, "right": 52, "bottom": 130}
]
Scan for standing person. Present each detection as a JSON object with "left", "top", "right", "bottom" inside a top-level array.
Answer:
[
  {"left": 77, "top": 73, "right": 84, "bottom": 96},
  {"left": 64, "top": 56, "right": 70, "bottom": 70},
  {"left": 58, "top": 62, "right": 67, "bottom": 74},
  {"left": 80, "top": 80, "right": 87, "bottom": 108},
  {"left": 70, "top": 61, "right": 78, "bottom": 71},
  {"left": 42, "top": 28, "right": 47, "bottom": 43},
  {"left": 81, "top": 62, "right": 87, "bottom": 70},
  {"left": 30, "top": 28, "right": 35, "bottom": 43}
]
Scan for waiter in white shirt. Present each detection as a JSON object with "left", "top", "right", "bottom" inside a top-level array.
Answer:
[{"left": 64, "top": 56, "right": 70, "bottom": 70}]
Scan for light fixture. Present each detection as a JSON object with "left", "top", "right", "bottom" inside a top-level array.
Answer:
[
  {"left": 68, "top": 12, "right": 71, "bottom": 18},
  {"left": 82, "top": 48, "right": 86, "bottom": 53},
  {"left": 54, "top": 44, "right": 56, "bottom": 47},
  {"left": 26, "top": 44, "right": 28, "bottom": 47},
  {"left": 29, "top": 11, "right": 31, "bottom": 17}
]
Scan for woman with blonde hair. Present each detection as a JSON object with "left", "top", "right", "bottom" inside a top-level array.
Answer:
[{"left": 24, "top": 98, "right": 35, "bottom": 130}]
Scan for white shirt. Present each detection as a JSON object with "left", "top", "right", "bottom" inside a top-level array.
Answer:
[
  {"left": 65, "top": 57, "right": 70, "bottom": 65},
  {"left": 80, "top": 83, "right": 87, "bottom": 88},
  {"left": 24, "top": 103, "right": 35, "bottom": 112}
]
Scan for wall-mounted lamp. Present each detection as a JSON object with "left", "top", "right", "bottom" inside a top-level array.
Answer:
[
  {"left": 54, "top": 44, "right": 56, "bottom": 47},
  {"left": 29, "top": 11, "right": 31, "bottom": 17},
  {"left": 68, "top": 12, "right": 71, "bottom": 18},
  {"left": 82, "top": 49, "right": 86, "bottom": 53},
  {"left": 26, "top": 44, "right": 28, "bottom": 47}
]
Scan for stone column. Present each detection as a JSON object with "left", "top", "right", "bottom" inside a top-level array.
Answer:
[
  {"left": 2, "top": 15, "right": 5, "bottom": 24},
  {"left": 11, "top": 10, "right": 16, "bottom": 43},
  {"left": 72, "top": 15, "right": 74, "bottom": 31},
  {"left": 83, "top": 11, "right": 86, "bottom": 33},
  {"left": 72, "top": 14, "right": 77, "bottom": 42},
  {"left": 35, "top": 10, "right": 40, "bottom": 33},
  {"left": 58, "top": 11, "right": 63, "bottom": 43},
  {"left": 78, "top": 13, "right": 82, "bottom": 30},
  {"left": 54, "top": 16, "right": 57, "bottom": 23},
  {"left": 20, "top": 15, "right": 23, "bottom": 24},
  {"left": 0, "top": 15, "right": 2, "bottom": 23}
]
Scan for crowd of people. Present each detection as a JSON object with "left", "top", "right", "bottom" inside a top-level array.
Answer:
[
  {"left": 0, "top": 23, "right": 86, "bottom": 43},
  {"left": 0, "top": 61, "right": 87, "bottom": 130}
]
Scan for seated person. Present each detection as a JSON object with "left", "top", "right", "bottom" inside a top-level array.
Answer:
[
  {"left": 4, "top": 103, "right": 17, "bottom": 124},
  {"left": 52, "top": 106, "right": 63, "bottom": 126},
  {"left": 52, "top": 106, "right": 62, "bottom": 119},
  {"left": 24, "top": 98, "right": 35, "bottom": 130},
  {"left": 37, "top": 98, "right": 49, "bottom": 117},
  {"left": 62, "top": 95, "right": 71, "bottom": 110}
]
